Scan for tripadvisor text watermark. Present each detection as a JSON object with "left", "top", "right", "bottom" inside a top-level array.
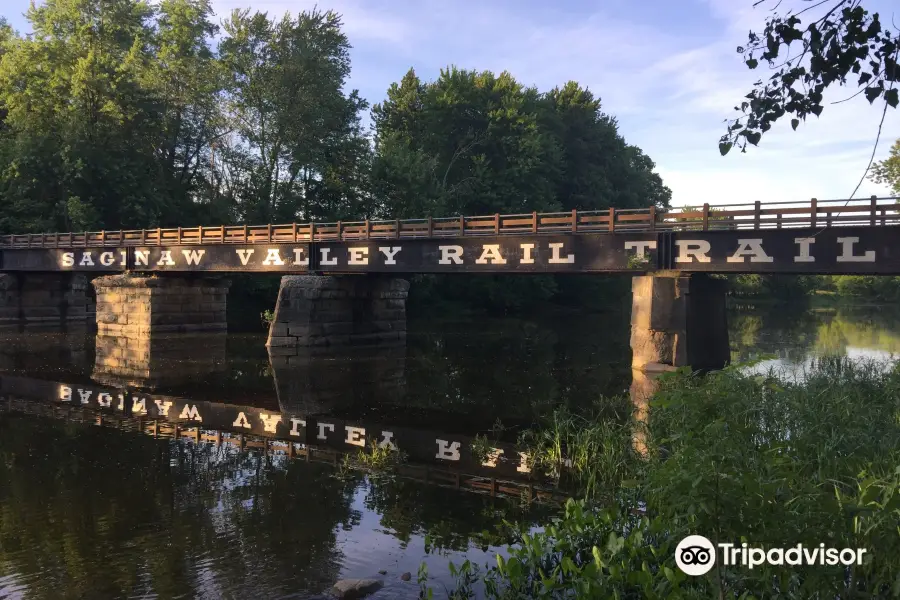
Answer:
[{"left": 675, "top": 535, "right": 868, "bottom": 576}]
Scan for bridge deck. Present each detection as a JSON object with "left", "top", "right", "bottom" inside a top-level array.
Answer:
[{"left": 1, "top": 196, "right": 898, "bottom": 249}]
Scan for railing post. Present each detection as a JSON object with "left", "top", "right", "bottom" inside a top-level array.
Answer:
[
  {"left": 881, "top": 209, "right": 886, "bottom": 226},
  {"left": 810, "top": 198, "right": 817, "bottom": 228},
  {"left": 365, "top": 219, "right": 370, "bottom": 240},
  {"left": 460, "top": 215, "right": 465, "bottom": 236},
  {"left": 395, "top": 219, "right": 401, "bottom": 239},
  {"left": 776, "top": 214, "right": 782, "bottom": 229},
  {"left": 648, "top": 205, "right": 656, "bottom": 231},
  {"left": 267, "top": 223, "right": 272, "bottom": 243},
  {"left": 608, "top": 207, "right": 615, "bottom": 232},
  {"left": 426, "top": 216, "right": 433, "bottom": 238},
  {"left": 243, "top": 224, "right": 248, "bottom": 243},
  {"left": 826, "top": 212, "right": 832, "bottom": 227},
  {"left": 100, "top": 230, "right": 106, "bottom": 246},
  {"left": 141, "top": 229, "right": 146, "bottom": 245},
  {"left": 41, "top": 232, "right": 46, "bottom": 247},
  {"left": 494, "top": 213, "right": 500, "bottom": 234},
  {"left": 310, "top": 222, "right": 315, "bottom": 241},
  {"left": 754, "top": 200, "right": 761, "bottom": 229},
  {"left": 221, "top": 225, "right": 225, "bottom": 243},
  {"left": 54, "top": 232, "right": 59, "bottom": 248},
  {"left": 532, "top": 211, "right": 537, "bottom": 233},
  {"left": 177, "top": 227, "right": 182, "bottom": 244},
  {"left": 702, "top": 203, "right": 710, "bottom": 231},
  {"left": 870, "top": 195, "right": 877, "bottom": 226},
  {"left": 198, "top": 225, "right": 203, "bottom": 244},
  {"left": 292, "top": 222, "right": 298, "bottom": 242},
  {"left": 571, "top": 209, "right": 577, "bottom": 233},
  {"left": 336, "top": 220, "right": 342, "bottom": 240},
  {"left": 156, "top": 228, "right": 161, "bottom": 246}
]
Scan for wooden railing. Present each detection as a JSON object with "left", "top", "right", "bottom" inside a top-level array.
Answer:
[{"left": 2, "top": 196, "right": 898, "bottom": 249}]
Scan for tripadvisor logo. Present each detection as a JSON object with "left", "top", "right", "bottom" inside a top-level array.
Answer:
[{"left": 675, "top": 535, "right": 868, "bottom": 576}]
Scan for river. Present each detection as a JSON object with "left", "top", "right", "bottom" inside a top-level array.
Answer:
[{"left": 0, "top": 301, "right": 897, "bottom": 599}]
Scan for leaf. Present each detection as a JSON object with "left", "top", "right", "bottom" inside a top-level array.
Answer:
[
  {"left": 886, "top": 89, "right": 899, "bottom": 109},
  {"left": 746, "top": 58, "right": 758, "bottom": 69},
  {"left": 791, "top": 118, "right": 800, "bottom": 131},
  {"left": 864, "top": 86, "right": 883, "bottom": 103},
  {"left": 719, "top": 141, "right": 733, "bottom": 156}
]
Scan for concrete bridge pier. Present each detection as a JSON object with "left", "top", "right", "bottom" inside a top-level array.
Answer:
[
  {"left": 266, "top": 275, "right": 408, "bottom": 348},
  {"left": 0, "top": 273, "right": 88, "bottom": 328},
  {"left": 630, "top": 273, "right": 729, "bottom": 372}
]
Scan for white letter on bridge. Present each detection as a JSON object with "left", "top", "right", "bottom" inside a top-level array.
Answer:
[
  {"left": 837, "top": 237, "right": 875, "bottom": 262},
  {"left": 182, "top": 249, "right": 206, "bottom": 265},
  {"left": 62, "top": 252, "right": 75, "bottom": 267},
  {"left": 476, "top": 244, "right": 506, "bottom": 264},
  {"left": 293, "top": 248, "right": 309, "bottom": 266},
  {"left": 348, "top": 247, "right": 369, "bottom": 265},
  {"left": 379, "top": 247, "right": 402, "bottom": 265},
  {"left": 100, "top": 252, "right": 115, "bottom": 266},
  {"left": 236, "top": 249, "right": 255, "bottom": 265},
  {"left": 794, "top": 238, "right": 815, "bottom": 263},
  {"left": 135, "top": 250, "right": 150, "bottom": 266},
  {"left": 319, "top": 248, "right": 338, "bottom": 266},
  {"left": 157, "top": 251, "right": 175, "bottom": 266},
  {"left": 439, "top": 245, "right": 463, "bottom": 265},
  {"left": 727, "top": 239, "right": 773, "bottom": 263},
  {"left": 262, "top": 249, "right": 285, "bottom": 266},
  {"left": 79, "top": 252, "right": 94, "bottom": 266},
  {"left": 520, "top": 243, "right": 535, "bottom": 264},
  {"left": 625, "top": 241, "right": 657, "bottom": 261},
  {"left": 548, "top": 242, "right": 575, "bottom": 264},
  {"left": 675, "top": 240, "right": 711, "bottom": 263}
]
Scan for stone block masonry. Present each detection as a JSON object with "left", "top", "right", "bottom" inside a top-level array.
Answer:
[
  {"left": 267, "top": 275, "right": 409, "bottom": 348},
  {"left": 630, "top": 273, "right": 729, "bottom": 371},
  {"left": 0, "top": 273, "right": 87, "bottom": 327},
  {"left": 92, "top": 274, "right": 229, "bottom": 336}
]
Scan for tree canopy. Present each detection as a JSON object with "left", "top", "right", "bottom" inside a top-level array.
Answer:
[{"left": 721, "top": 0, "right": 898, "bottom": 155}]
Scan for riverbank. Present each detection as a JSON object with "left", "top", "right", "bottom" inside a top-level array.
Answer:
[{"left": 423, "top": 357, "right": 900, "bottom": 598}]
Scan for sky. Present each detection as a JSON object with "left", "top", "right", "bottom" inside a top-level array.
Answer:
[{"left": 3, "top": 0, "right": 899, "bottom": 207}]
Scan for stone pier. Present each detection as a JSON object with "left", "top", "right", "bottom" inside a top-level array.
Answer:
[
  {"left": 630, "top": 273, "right": 729, "bottom": 372},
  {"left": 92, "top": 274, "right": 229, "bottom": 337},
  {"left": 267, "top": 275, "right": 408, "bottom": 348},
  {"left": 0, "top": 273, "right": 88, "bottom": 328}
]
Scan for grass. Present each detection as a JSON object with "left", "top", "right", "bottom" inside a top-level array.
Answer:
[{"left": 422, "top": 357, "right": 900, "bottom": 599}]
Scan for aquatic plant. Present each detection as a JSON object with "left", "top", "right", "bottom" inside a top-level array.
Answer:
[{"left": 424, "top": 358, "right": 900, "bottom": 599}]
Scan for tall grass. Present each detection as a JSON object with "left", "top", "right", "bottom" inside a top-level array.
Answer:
[{"left": 426, "top": 357, "right": 900, "bottom": 599}]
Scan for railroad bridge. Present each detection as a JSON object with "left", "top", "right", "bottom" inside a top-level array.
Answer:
[{"left": 1, "top": 197, "right": 898, "bottom": 372}]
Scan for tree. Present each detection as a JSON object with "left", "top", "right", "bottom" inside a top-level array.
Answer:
[
  {"left": 217, "top": 8, "right": 371, "bottom": 224},
  {"left": 0, "top": 0, "right": 165, "bottom": 231},
  {"left": 870, "top": 138, "right": 900, "bottom": 193},
  {"left": 721, "top": 0, "right": 898, "bottom": 155}
]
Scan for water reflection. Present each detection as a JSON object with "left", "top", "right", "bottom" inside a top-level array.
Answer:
[{"left": 2, "top": 304, "right": 900, "bottom": 598}]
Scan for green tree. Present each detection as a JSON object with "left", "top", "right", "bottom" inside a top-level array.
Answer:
[
  {"left": 721, "top": 0, "right": 898, "bottom": 154},
  {"left": 870, "top": 138, "right": 900, "bottom": 193},
  {"left": 0, "top": 0, "right": 164, "bottom": 231},
  {"left": 217, "top": 8, "right": 371, "bottom": 224}
]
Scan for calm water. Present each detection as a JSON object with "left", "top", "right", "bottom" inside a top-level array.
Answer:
[{"left": 1, "top": 302, "right": 898, "bottom": 599}]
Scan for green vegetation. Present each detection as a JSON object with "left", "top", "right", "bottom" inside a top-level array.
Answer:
[
  {"left": 721, "top": 1, "right": 898, "bottom": 154},
  {"left": 0, "top": 0, "right": 670, "bottom": 316},
  {"left": 421, "top": 358, "right": 900, "bottom": 598}
]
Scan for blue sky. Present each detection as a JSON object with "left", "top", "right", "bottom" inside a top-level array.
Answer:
[{"left": 4, "top": 0, "right": 899, "bottom": 207}]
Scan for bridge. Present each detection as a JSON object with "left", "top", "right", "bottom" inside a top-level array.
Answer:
[{"left": 0, "top": 197, "right": 897, "bottom": 373}]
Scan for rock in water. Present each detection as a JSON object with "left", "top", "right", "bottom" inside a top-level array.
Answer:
[
  {"left": 400, "top": 572, "right": 411, "bottom": 582},
  {"left": 330, "top": 578, "right": 384, "bottom": 599}
]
